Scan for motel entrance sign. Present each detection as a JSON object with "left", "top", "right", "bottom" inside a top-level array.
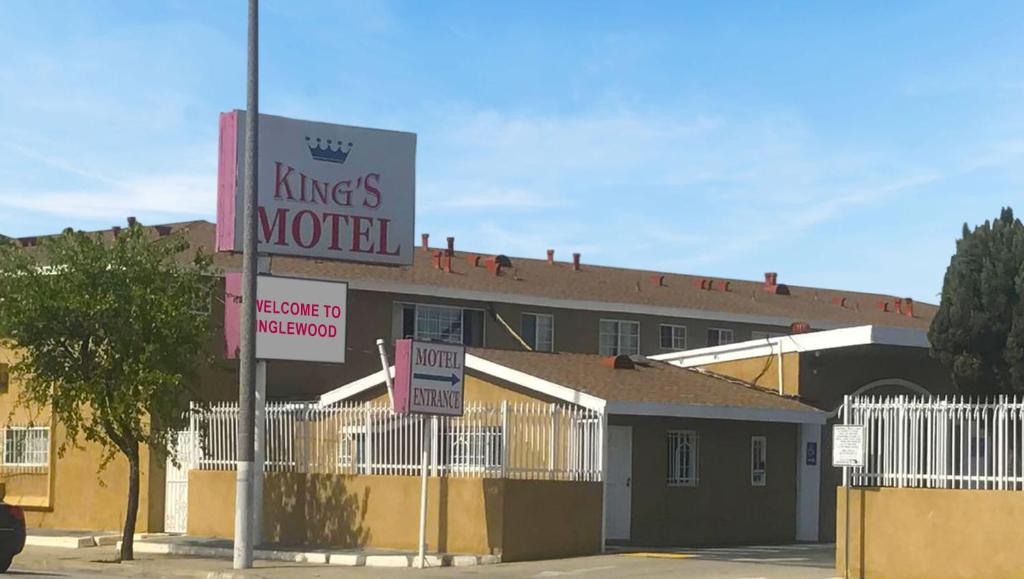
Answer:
[{"left": 393, "top": 339, "right": 466, "bottom": 416}]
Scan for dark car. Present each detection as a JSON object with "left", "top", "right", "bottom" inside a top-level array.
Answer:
[{"left": 0, "top": 503, "right": 25, "bottom": 572}]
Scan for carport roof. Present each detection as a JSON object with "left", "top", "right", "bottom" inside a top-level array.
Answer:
[{"left": 319, "top": 348, "right": 824, "bottom": 424}]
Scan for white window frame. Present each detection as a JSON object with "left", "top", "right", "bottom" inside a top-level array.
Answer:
[
  {"left": 397, "top": 302, "right": 487, "bottom": 346},
  {"left": 667, "top": 430, "right": 699, "bottom": 487},
  {"left": 522, "top": 312, "right": 555, "bottom": 352},
  {"left": 3, "top": 426, "right": 50, "bottom": 467},
  {"left": 707, "top": 327, "right": 734, "bottom": 347},
  {"left": 659, "top": 324, "right": 687, "bottom": 351},
  {"left": 337, "top": 430, "right": 366, "bottom": 471},
  {"left": 599, "top": 319, "right": 640, "bottom": 356},
  {"left": 751, "top": 436, "right": 767, "bottom": 487},
  {"left": 444, "top": 426, "right": 503, "bottom": 472}
]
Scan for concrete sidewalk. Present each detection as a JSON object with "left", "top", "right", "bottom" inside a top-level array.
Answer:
[
  {"left": 25, "top": 531, "right": 497, "bottom": 568},
  {"left": 120, "top": 535, "right": 498, "bottom": 568},
  {"left": 12, "top": 543, "right": 841, "bottom": 579}
]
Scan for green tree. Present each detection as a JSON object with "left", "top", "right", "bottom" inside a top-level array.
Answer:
[
  {"left": 929, "top": 207, "right": 1024, "bottom": 394},
  {"left": 0, "top": 222, "right": 217, "bottom": 561}
]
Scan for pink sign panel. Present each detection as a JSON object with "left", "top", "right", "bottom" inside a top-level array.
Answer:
[{"left": 392, "top": 339, "right": 465, "bottom": 416}]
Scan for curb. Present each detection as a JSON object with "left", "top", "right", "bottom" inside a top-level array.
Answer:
[
  {"left": 123, "top": 540, "right": 499, "bottom": 568},
  {"left": 25, "top": 535, "right": 96, "bottom": 549},
  {"left": 27, "top": 532, "right": 173, "bottom": 549}
]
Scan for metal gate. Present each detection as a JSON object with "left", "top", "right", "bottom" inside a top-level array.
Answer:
[{"left": 164, "top": 430, "right": 195, "bottom": 533}]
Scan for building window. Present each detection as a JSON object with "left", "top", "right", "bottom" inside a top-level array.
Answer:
[
  {"left": 522, "top": 313, "right": 554, "bottom": 352},
  {"left": 337, "top": 432, "right": 365, "bottom": 471},
  {"left": 3, "top": 427, "right": 49, "bottom": 467},
  {"left": 659, "top": 325, "right": 687, "bottom": 351},
  {"left": 667, "top": 430, "right": 699, "bottom": 487},
  {"left": 443, "top": 426, "right": 502, "bottom": 471},
  {"left": 751, "top": 436, "right": 767, "bottom": 486},
  {"left": 599, "top": 320, "right": 640, "bottom": 356},
  {"left": 399, "top": 304, "right": 485, "bottom": 347},
  {"left": 706, "top": 328, "right": 734, "bottom": 347},
  {"left": 751, "top": 331, "right": 784, "bottom": 341}
]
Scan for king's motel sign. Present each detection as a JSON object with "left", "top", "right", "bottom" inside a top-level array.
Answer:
[{"left": 216, "top": 110, "right": 416, "bottom": 265}]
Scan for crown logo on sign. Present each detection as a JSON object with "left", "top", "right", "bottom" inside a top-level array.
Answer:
[{"left": 306, "top": 137, "right": 353, "bottom": 164}]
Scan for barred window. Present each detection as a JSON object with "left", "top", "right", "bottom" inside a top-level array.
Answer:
[
  {"left": 444, "top": 426, "right": 502, "bottom": 470},
  {"left": 3, "top": 427, "right": 49, "bottom": 467},
  {"left": 337, "top": 432, "right": 365, "bottom": 470},
  {"left": 751, "top": 436, "right": 767, "bottom": 486},
  {"left": 667, "top": 430, "right": 699, "bottom": 486},
  {"left": 399, "top": 303, "right": 485, "bottom": 347}
]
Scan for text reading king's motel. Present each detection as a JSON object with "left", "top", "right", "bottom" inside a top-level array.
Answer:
[{"left": 217, "top": 111, "right": 416, "bottom": 266}]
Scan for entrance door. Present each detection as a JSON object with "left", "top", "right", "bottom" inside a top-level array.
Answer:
[
  {"left": 164, "top": 430, "right": 193, "bottom": 533},
  {"left": 605, "top": 425, "right": 633, "bottom": 540}
]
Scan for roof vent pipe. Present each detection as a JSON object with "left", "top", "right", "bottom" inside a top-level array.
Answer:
[
  {"left": 446, "top": 236, "right": 455, "bottom": 257},
  {"left": 421, "top": 233, "right": 430, "bottom": 251},
  {"left": 547, "top": 249, "right": 555, "bottom": 265},
  {"left": 572, "top": 253, "right": 581, "bottom": 271}
]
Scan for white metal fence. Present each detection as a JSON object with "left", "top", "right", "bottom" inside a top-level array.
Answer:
[
  {"left": 185, "top": 400, "right": 603, "bottom": 481},
  {"left": 845, "top": 395, "right": 1024, "bottom": 490}
]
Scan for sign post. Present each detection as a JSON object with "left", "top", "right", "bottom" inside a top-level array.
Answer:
[
  {"left": 234, "top": 0, "right": 259, "bottom": 569},
  {"left": 833, "top": 396, "right": 865, "bottom": 579},
  {"left": 392, "top": 340, "right": 466, "bottom": 568}
]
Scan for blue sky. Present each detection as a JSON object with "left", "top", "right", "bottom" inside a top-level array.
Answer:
[{"left": 1, "top": 1, "right": 1021, "bottom": 302}]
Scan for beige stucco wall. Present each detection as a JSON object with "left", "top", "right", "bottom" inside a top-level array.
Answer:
[
  {"left": 700, "top": 352, "right": 801, "bottom": 396},
  {"left": 188, "top": 470, "right": 601, "bottom": 561},
  {"left": 837, "top": 486, "right": 1024, "bottom": 579},
  {"left": 0, "top": 346, "right": 165, "bottom": 533}
]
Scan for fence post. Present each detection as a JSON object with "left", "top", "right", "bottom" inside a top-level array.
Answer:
[
  {"left": 548, "top": 404, "right": 557, "bottom": 480},
  {"left": 500, "top": 400, "right": 509, "bottom": 479},
  {"left": 430, "top": 415, "right": 439, "bottom": 477},
  {"left": 363, "top": 403, "right": 373, "bottom": 475}
]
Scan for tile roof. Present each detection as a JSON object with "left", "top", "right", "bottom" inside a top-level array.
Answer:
[
  {"left": 468, "top": 348, "right": 816, "bottom": 413},
  {"left": 17, "top": 219, "right": 935, "bottom": 330}
]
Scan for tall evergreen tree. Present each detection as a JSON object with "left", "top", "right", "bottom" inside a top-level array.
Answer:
[{"left": 929, "top": 207, "right": 1024, "bottom": 394}]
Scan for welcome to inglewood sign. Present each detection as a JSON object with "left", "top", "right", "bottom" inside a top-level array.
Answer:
[{"left": 216, "top": 110, "right": 416, "bottom": 265}]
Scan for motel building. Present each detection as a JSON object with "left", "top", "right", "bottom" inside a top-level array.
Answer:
[{"left": 0, "top": 220, "right": 956, "bottom": 561}]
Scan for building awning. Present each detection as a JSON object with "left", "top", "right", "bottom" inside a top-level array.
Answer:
[{"left": 649, "top": 324, "right": 929, "bottom": 368}]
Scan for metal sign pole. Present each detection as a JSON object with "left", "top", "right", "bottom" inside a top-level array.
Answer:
[
  {"left": 843, "top": 394, "right": 851, "bottom": 579},
  {"left": 234, "top": 0, "right": 258, "bottom": 570},
  {"left": 376, "top": 339, "right": 395, "bottom": 409},
  {"left": 417, "top": 422, "right": 429, "bottom": 568}
]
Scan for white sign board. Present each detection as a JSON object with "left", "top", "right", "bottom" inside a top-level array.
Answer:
[
  {"left": 832, "top": 424, "right": 866, "bottom": 468},
  {"left": 255, "top": 275, "right": 348, "bottom": 363},
  {"left": 394, "top": 339, "right": 465, "bottom": 416},
  {"left": 216, "top": 110, "right": 416, "bottom": 265}
]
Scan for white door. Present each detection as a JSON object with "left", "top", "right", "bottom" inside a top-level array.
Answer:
[
  {"left": 605, "top": 425, "right": 633, "bottom": 540},
  {"left": 164, "top": 430, "right": 193, "bottom": 533}
]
